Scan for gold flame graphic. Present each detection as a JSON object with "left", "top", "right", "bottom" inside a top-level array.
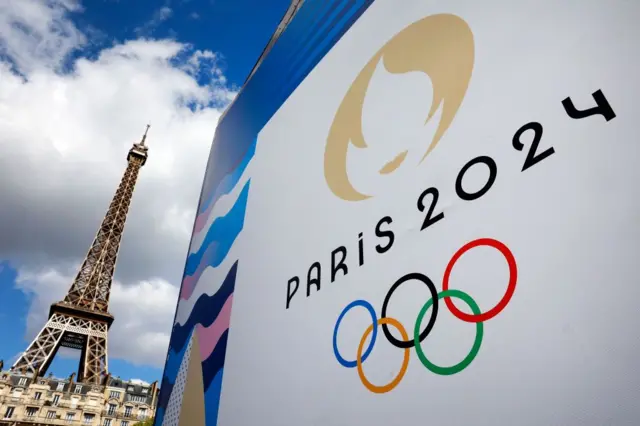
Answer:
[{"left": 324, "top": 14, "right": 475, "bottom": 201}]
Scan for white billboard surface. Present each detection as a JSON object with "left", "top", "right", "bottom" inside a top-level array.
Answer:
[{"left": 156, "top": 1, "right": 640, "bottom": 425}]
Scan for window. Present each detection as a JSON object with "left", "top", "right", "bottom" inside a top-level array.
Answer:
[
  {"left": 138, "top": 408, "right": 147, "bottom": 419},
  {"left": 103, "top": 418, "right": 112, "bottom": 426},
  {"left": 107, "top": 404, "right": 117, "bottom": 416},
  {"left": 57, "top": 382, "right": 65, "bottom": 391},
  {"left": 46, "top": 411, "right": 56, "bottom": 419},
  {"left": 65, "top": 412, "right": 75, "bottom": 421},
  {"left": 3, "top": 407, "right": 14, "bottom": 419},
  {"left": 75, "top": 385, "right": 82, "bottom": 394},
  {"left": 53, "top": 394, "right": 61, "bottom": 406},
  {"left": 121, "top": 421, "right": 129, "bottom": 426},
  {"left": 141, "top": 388, "right": 148, "bottom": 394},
  {"left": 25, "top": 407, "right": 38, "bottom": 418},
  {"left": 109, "top": 391, "right": 121, "bottom": 399},
  {"left": 127, "top": 386, "right": 134, "bottom": 392},
  {"left": 130, "top": 396, "right": 145, "bottom": 403},
  {"left": 83, "top": 414, "right": 95, "bottom": 425},
  {"left": 18, "top": 377, "right": 27, "bottom": 386},
  {"left": 124, "top": 406, "right": 132, "bottom": 418},
  {"left": 34, "top": 391, "right": 42, "bottom": 400}
]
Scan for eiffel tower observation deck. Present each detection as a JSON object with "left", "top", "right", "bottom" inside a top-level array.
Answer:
[{"left": 10, "top": 126, "right": 150, "bottom": 385}]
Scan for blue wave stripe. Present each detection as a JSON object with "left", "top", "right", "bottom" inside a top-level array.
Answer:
[
  {"left": 198, "top": 138, "right": 257, "bottom": 216},
  {"left": 186, "top": 181, "right": 250, "bottom": 277},
  {"left": 277, "top": 0, "right": 339, "bottom": 76},
  {"left": 156, "top": 327, "right": 194, "bottom": 411},
  {"left": 155, "top": 407, "right": 164, "bottom": 426},
  {"left": 156, "top": 331, "right": 228, "bottom": 421},
  {"left": 282, "top": 0, "right": 374, "bottom": 102},
  {"left": 280, "top": 0, "right": 352, "bottom": 87},
  {"left": 170, "top": 262, "right": 237, "bottom": 355},
  {"left": 157, "top": 376, "right": 174, "bottom": 415},
  {"left": 162, "top": 331, "right": 192, "bottom": 386},
  {"left": 202, "top": 330, "right": 229, "bottom": 391},
  {"left": 204, "top": 368, "right": 225, "bottom": 426}
]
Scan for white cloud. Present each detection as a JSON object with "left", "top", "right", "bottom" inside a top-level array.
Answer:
[
  {"left": 134, "top": 5, "right": 174, "bottom": 37},
  {"left": 0, "top": 0, "right": 236, "bottom": 370},
  {"left": 0, "top": 0, "right": 85, "bottom": 74}
]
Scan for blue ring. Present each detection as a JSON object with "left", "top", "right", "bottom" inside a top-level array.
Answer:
[{"left": 332, "top": 300, "right": 377, "bottom": 368}]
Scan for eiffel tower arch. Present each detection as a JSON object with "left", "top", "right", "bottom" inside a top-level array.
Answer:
[{"left": 11, "top": 126, "right": 150, "bottom": 384}]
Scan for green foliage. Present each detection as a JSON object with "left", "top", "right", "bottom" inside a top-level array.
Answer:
[{"left": 132, "top": 418, "right": 154, "bottom": 426}]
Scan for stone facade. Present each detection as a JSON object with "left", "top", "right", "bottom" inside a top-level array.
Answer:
[{"left": 0, "top": 371, "right": 158, "bottom": 426}]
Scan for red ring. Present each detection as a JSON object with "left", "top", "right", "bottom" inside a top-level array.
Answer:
[{"left": 442, "top": 238, "right": 517, "bottom": 323}]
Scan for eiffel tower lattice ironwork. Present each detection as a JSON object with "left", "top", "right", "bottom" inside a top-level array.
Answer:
[{"left": 12, "top": 126, "right": 150, "bottom": 384}]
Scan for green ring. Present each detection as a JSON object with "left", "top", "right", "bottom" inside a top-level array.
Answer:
[{"left": 413, "top": 289, "right": 484, "bottom": 375}]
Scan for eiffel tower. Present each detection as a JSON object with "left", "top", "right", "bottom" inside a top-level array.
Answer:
[{"left": 11, "top": 126, "right": 150, "bottom": 384}]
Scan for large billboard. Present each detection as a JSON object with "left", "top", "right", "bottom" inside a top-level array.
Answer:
[{"left": 155, "top": 0, "right": 640, "bottom": 425}]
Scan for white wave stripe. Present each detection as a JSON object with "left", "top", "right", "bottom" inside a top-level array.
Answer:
[
  {"left": 188, "top": 160, "right": 254, "bottom": 255},
  {"left": 174, "top": 240, "right": 243, "bottom": 326}
]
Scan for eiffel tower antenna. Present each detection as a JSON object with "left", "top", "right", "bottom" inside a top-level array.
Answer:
[
  {"left": 141, "top": 124, "right": 150, "bottom": 145},
  {"left": 12, "top": 127, "right": 150, "bottom": 384}
]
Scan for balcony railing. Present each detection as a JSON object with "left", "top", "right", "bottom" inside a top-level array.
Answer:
[
  {"left": 0, "top": 395, "right": 21, "bottom": 404},
  {"left": 10, "top": 414, "right": 83, "bottom": 425},
  {"left": 98, "top": 408, "right": 146, "bottom": 419},
  {"left": 83, "top": 404, "right": 101, "bottom": 412}
]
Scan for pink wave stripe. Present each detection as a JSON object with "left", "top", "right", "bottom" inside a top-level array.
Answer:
[
  {"left": 197, "top": 294, "right": 234, "bottom": 361},
  {"left": 194, "top": 201, "right": 214, "bottom": 234},
  {"left": 180, "top": 242, "right": 219, "bottom": 300}
]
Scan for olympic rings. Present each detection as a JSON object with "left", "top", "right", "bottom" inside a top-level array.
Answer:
[
  {"left": 333, "top": 300, "right": 377, "bottom": 368},
  {"left": 414, "top": 289, "right": 483, "bottom": 375},
  {"left": 357, "top": 317, "right": 409, "bottom": 393},
  {"left": 442, "top": 238, "right": 517, "bottom": 323},
  {"left": 332, "top": 237, "right": 517, "bottom": 393},
  {"left": 381, "top": 272, "right": 438, "bottom": 349}
]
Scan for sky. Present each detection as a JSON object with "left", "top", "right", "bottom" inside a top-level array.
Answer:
[{"left": 0, "top": 0, "right": 290, "bottom": 384}]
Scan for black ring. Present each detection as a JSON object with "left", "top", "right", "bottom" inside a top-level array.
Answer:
[{"left": 380, "top": 272, "right": 439, "bottom": 349}]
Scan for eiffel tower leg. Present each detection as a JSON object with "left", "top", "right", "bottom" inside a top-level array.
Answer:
[
  {"left": 80, "top": 333, "right": 108, "bottom": 384},
  {"left": 12, "top": 313, "right": 67, "bottom": 376}
]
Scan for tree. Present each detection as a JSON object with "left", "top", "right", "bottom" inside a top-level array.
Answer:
[{"left": 133, "top": 418, "right": 154, "bottom": 426}]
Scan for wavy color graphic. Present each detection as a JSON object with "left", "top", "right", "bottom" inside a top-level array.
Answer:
[
  {"left": 180, "top": 184, "right": 249, "bottom": 301},
  {"left": 191, "top": 175, "right": 251, "bottom": 255},
  {"left": 175, "top": 266, "right": 227, "bottom": 326},
  {"left": 171, "top": 262, "right": 237, "bottom": 355},
  {"left": 158, "top": 375, "right": 174, "bottom": 411},
  {"left": 163, "top": 333, "right": 193, "bottom": 385},
  {"left": 201, "top": 330, "right": 229, "bottom": 391},
  {"left": 157, "top": 329, "right": 193, "bottom": 412},
  {"left": 155, "top": 2, "right": 376, "bottom": 425},
  {"left": 197, "top": 294, "right": 234, "bottom": 361},
  {"left": 196, "top": 138, "right": 257, "bottom": 221}
]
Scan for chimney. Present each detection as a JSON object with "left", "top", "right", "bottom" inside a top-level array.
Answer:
[
  {"left": 69, "top": 372, "right": 76, "bottom": 390},
  {"left": 102, "top": 372, "right": 112, "bottom": 387},
  {"left": 150, "top": 380, "right": 159, "bottom": 407}
]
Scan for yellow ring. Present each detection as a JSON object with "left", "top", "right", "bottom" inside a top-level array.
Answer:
[{"left": 356, "top": 317, "right": 410, "bottom": 393}]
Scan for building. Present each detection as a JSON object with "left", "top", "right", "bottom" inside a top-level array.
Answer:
[
  {"left": 0, "top": 127, "right": 158, "bottom": 426},
  {"left": 0, "top": 370, "right": 159, "bottom": 426}
]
